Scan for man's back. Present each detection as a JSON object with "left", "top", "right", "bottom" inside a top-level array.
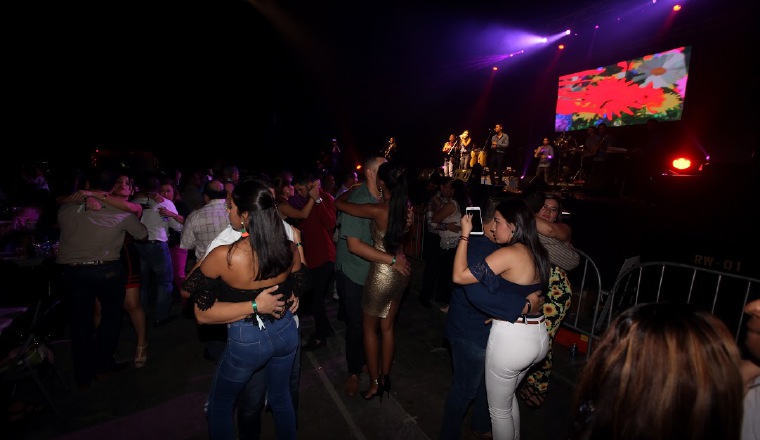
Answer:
[
  {"left": 56, "top": 203, "right": 147, "bottom": 264},
  {"left": 334, "top": 183, "right": 376, "bottom": 285},
  {"left": 180, "top": 198, "right": 229, "bottom": 261}
]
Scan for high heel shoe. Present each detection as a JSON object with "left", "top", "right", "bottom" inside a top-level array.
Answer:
[
  {"left": 362, "top": 379, "right": 384, "bottom": 402},
  {"left": 135, "top": 344, "right": 148, "bottom": 368},
  {"left": 382, "top": 374, "right": 392, "bottom": 395}
]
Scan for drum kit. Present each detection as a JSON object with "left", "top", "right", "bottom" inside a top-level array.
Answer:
[{"left": 553, "top": 132, "right": 586, "bottom": 183}]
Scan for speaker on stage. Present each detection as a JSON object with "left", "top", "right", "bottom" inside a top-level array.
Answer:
[
  {"left": 417, "top": 168, "right": 436, "bottom": 181},
  {"left": 453, "top": 169, "right": 472, "bottom": 182}
]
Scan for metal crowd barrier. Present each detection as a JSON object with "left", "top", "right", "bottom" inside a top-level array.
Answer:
[{"left": 563, "top": 255, "right": 760, "bottom": 359}]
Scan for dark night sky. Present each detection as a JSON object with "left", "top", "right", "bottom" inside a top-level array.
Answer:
[{"left": 8, "top": 0, "right": 756, "bottom": 174}]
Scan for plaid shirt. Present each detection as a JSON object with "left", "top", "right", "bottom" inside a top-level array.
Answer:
[{"left": 179, "top": 199, "right": 230, "bottom": 261}]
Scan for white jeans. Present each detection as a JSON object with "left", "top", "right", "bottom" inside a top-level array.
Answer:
[
  {"left": 485, "top": 319, "right": 549, "bottom": 440},
  {"left": 443, "top": 159, "right": 454, "bottom": 177}
]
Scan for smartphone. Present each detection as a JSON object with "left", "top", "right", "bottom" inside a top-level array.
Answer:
[{"left": 466, "top": 206, "right": 484, "bottom": 235}]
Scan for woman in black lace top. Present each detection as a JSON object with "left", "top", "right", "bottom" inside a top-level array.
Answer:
[{"left": 182, "top": 179, "right": 307, "bottom": 439}]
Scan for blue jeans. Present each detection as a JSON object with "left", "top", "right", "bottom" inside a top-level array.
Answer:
[
  {"left": 207, "top": 312, "right": 298, "bottom": 440},
  {"left": 237, "top": 320, "right": 302, "bottom": 440},
  {"left": 134, "top": 241, "right": 174, "bottom": 322},
  {"left": 439, "top": 337, "right": 491, "bottom": 440}
]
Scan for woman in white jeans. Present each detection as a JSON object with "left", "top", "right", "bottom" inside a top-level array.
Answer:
[{"left": 453, "top": 197, "right": 551, "bottom": 440}]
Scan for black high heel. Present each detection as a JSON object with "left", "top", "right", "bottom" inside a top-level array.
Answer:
[
  {"left": 362, "top": 379, "right": 384, "bottom": 402},
  {"left": 382, "top": 374, "right": 391, "bottom": 397}
]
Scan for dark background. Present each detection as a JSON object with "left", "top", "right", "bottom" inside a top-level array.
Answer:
[{"left": 6, "top": 0, "right": 757, "bottom": 176}]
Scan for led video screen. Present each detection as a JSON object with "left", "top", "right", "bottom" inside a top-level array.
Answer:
[{"left": 554, "top": 46, "right": 691, "bottom": 132}]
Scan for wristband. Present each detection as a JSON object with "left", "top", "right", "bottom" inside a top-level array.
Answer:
[
  {"left": 251, "top": 300, "right": 258, "bottom": 315},
  {"left": 295, "top": 242, "right": 302, "bottom": 247},
  {"left": 459, "top": 236, "right": 469, "bottom": 242},
  {"left": 390, "top": 256, "right": 396, "bottom": 266},
  {"left": 525, "top": 299, "right": 532, "bottom": 314}
]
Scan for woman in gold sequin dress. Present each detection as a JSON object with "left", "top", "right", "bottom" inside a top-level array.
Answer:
[{"left": 334, "top": 162, "right": 412, "bottom": 401}]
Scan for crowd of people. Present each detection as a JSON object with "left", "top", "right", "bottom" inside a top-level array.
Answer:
[{"left": 1, "top": 148, "right": 758, "bottom": 440}]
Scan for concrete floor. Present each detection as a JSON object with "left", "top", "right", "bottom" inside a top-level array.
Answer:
[{"left": 4, "top": 256, "right": 584, "bottom": 440}]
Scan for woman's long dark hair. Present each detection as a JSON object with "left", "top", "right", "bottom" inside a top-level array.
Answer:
[
  {"left": 231, "top": 179, "right": 293, "bottom": 280},
  {"left": 496, "top": 198, "right": 551, "bottom": 290},
  {"left": 378, "top": 162, "right": 409, "bottom": 255}
]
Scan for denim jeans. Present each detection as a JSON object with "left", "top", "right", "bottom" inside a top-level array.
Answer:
[
  {"left": 207, "top": 312, "right": 298, "bottom": 440},
  {"left": 439, "top": 337, "right": 491, "bottom": 440},
  {"left": 134, "top": 241, "right": 174, "bottom": 322},
  {"left": 237, "top": 322, "right": 301, "bottom": 440}
]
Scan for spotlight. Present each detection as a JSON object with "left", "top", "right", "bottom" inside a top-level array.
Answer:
[
  {"left": 492, "top": 66, "right": 498, "bottom": 71},
  {"left": 671, "top": 157, "right": 692, "bottom": 171},
  {"left": 565, "top": 29, "right": 571, "bottom": 35},
  {"left": 558, "top": 44, "right": 565, "bottom": 50},
  {"left": 673, "top": 4, "right": 681, "bottom": 11}
]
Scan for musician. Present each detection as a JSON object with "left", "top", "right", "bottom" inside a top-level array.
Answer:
[
  {"left": 442, "top": 134, "right": 458, "bottom": 177},
  {"left": 459, "top": 130, "right": 473, "bottom": 170},
  {"left": 488, "top": 123, "right": 509, "bottom": 185},
  {"left": 533, "top": 137, "right": 554, "bottom": 183},
  {"left": 384, "top": 137, "right": 398, "bottom": 160}
]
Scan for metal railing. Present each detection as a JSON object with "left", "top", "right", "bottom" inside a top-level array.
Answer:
[{"left": 563, "top": 256, "right": 760, "bottom": 358}]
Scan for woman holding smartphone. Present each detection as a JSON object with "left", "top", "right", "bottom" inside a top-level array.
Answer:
[{"left": 453, "top": 197, "right": 551, "bottom": 440}]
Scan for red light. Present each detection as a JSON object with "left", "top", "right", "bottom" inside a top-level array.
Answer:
[
  {"left": 671, "top": 157, "right": 692, "bottom": 170},
  {"left": 558, "top": 44, "right": 565, "bottom": 50},
  {"left": 355, "top": 165, "right": 362, "bottom": 171}
]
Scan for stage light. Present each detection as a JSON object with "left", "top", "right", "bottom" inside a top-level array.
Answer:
[
  {"left": 492, "top": 66, "right": 498, "bottom": 71},
  {"left": 558, "top": 44, "right": 565, "bottom": 50},
  {"left": 672, "top": 157, "right": 692, "bottom": 171},
  {"left": 540, "top": 37, "right": 548, "bottom": 43},
  {"left": 673, "top": 4, "right": 682, "bottom": 11},
  {"left": 565, "top": 29, "right": 571, "bottom": 35}
]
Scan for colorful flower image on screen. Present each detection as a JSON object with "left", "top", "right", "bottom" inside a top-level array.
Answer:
[{"left": 554, "top": 46, "right": 691, "bottom": 132}]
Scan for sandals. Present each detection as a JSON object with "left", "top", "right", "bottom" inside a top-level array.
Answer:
[
  {"left": 517, "top": 383, "right": 546, "bottom": 409},
  {"left": 134, "top": 344, "right": 148, "bottom": 368}
]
